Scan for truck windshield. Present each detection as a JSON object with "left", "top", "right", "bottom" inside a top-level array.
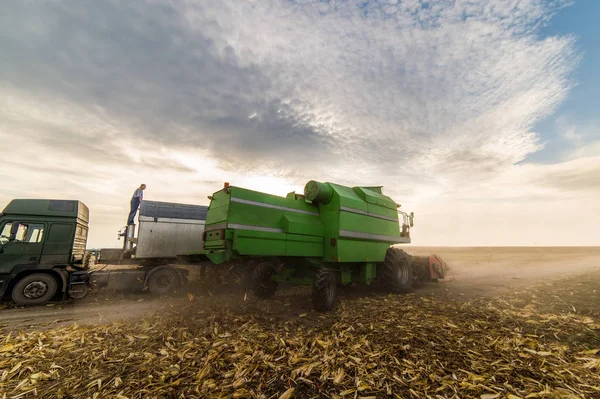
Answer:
[{"left": 0, "top": 223, "right": 45, "bottom": 243}]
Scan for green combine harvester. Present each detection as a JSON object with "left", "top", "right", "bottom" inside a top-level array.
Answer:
[{"left": 196, "top": 180, "right": 448, "bottom": 311}]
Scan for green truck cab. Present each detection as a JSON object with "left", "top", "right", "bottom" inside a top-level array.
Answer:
[{"left": 0, "top": 199, "right": 90, "bottom": 305}]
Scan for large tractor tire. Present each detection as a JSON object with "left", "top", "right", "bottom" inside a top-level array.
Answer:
[
  {"left": 147, "top": 267, "right": 180, "bottom": 296},
  {"left": 12, "top": 273, "right": 59, "bottom": 306},
  {"left": 250, "top": 262, "right": 278, "bottom": 299},
  {"left": 382, "top": 247, "right": 413, "bottom": 293},
  {"left": 312, "top": 268, "right": 337, "bottom": 312}
]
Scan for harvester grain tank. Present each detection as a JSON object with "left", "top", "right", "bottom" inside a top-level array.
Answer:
[{"left": 195, "top": 180, "right": 448, "bottom": 311}]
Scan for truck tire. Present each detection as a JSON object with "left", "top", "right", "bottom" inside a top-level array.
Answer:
[
  {"left": 147, "top": 267, "right": 180, "bottom": 296},
  {"left": 312, "top": 268, "right": 337, "bottom": 312},
  {"left": 12, "top": 273, "right": 58, "bottom": 306},
  {"left": 383, "top": 247, "right": 413, "bottom": 293},
  {"left": 250, "top": 262, "right": 278, "bottom": 299},
  {"left": 69, "top": 285, "right": 89, "bottom": 299}
]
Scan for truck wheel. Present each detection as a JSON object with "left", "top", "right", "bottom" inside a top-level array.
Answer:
[
  {"left": 250, "top": 262, "right": 278, "bottom": 299},
  {"left": 312, "top": 268, "right": 337, "bottom": 312},
  {"left": 383, "top": 247, "right": 413, "bottom": 293},
  {"left": 69, "top": 285, "right": 89, "bottom": 299},
  {"left": 147, "top": 267, "right": 180, "bottom": 295},
  {"left": 12, "top": 273, "right": 58, "bottom": 306}
]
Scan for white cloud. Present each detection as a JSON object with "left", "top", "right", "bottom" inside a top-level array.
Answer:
[
  {"left": 567, "top": 141, "right": 600, "bottom": 160},
  {"left": 173, "top": 0, "right": 578, "bottom": 178},
  {"left": 552, "top": 116, "right": 600, "bottom": 161}
]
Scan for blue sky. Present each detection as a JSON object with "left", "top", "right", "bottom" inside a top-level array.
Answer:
[
  {"left": 0, "top": 0, "right": 598, "bottom": 247},
  {"left": 528, "top": 0, "right": 600, "bottom": 163}
]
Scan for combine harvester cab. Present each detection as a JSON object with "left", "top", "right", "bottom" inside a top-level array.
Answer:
[{"left": 196, "top": 181, "right": 448, "bottom": 311}]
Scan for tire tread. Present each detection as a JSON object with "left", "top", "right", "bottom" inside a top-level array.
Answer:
[
  {"left": 382, "top": 247, "right": 413, "bottom": 293},
  {"left": 312, "top": 268, "right": 337, "bottom": 311}
]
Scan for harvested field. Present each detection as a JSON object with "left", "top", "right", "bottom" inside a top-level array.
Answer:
[{"left": 1, "top": 247, "right": 599, "bottom": 398}]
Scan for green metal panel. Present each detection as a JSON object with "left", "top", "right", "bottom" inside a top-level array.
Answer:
[
  {"left": 328, "top": 184, "right": 368, "bottom": 211},
  {"left": 338, "top": 212, "right": 386, "bottom": 235},
  {"left": 204, "top": 238, "right": 226, "bottom": 250},
  {"left": 204, "top": 190, "right": 231, "bottom": 227},
  {"left": 230, "top": 186, "right": 317, "bottom": 214},
  {"left": 313, "top": 182, "right": 404, "bottom": 263},
  {"left": 285, "top": 234, "right": 323, "bottom": 257},
  {"left": 205, "top": 203, "right": 229, "bottom": 227},
  {"left": 336, "top": 239, "right": 396, "bottom": 263},
  {"left": 232, "top": 230, "right": 287, "bottom": 256},
  {"left": 319, "top": 208, "right": 340, "bottom": 262},
  {"left": 206, "top": 250, "right": 228, "bottom": 264},
  {"left": 359, "top": 186, "right": 383, "bottom": 194},
  {"left": 282, "top": 213, "right": 323, "bottom": 236},
  {"left": 336, "top": 239, "right": 366, "bottom": 262},
  {"left": 353, "top": 187, "right": 398, "bottom": 209}
]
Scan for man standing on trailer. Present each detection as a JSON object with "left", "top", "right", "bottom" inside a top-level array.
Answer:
[{"left": 127, "top": 184, "right": 146, "bottom": 225}]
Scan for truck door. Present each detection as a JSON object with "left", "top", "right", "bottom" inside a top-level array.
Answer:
[{"left": 0, "top": 221, "right": 45, "bottom": 269}]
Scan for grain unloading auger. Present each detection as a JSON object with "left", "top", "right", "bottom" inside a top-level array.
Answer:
[{"left": 190, "top": 180, "right": 448, "bottom": 311}]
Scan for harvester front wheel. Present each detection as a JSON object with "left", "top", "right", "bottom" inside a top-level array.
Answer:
[
  {"left": 312, "top": 268, "right": 337, "bottom": 312},
  {"left": 251, "top": 262, "right": 278, "bottom": 299},
  {"left": 383, "top": 247, "right": 413, "bottom": 293}
]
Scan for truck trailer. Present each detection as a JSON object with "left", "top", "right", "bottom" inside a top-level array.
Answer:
[
  {"left": 0, "top": 199, "right": 208, "bottom": 306},
  {"left": 90, "top": 200, "right": 208, "bottom": 296},
  {"left": 190, "top": 180, "right": 448, "bottom": 311}
]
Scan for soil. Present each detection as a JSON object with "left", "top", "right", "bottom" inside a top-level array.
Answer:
[{"left": 1, "top": 246, "right": 599, "bottom": 333}]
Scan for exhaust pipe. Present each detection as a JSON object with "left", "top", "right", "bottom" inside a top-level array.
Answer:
[{"left": 124, "top": 224, "right": 136, "bottom": 251}]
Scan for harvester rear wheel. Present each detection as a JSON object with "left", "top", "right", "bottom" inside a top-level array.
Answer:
[
  {"left": 251, "top": 262, "right": 278, "bottom": 299},
  {"left": 312, "top": 268, "right": 337, "bottom": 312},
  {"left": 383, "top": 247, "right": 413, "bottom": 293}
]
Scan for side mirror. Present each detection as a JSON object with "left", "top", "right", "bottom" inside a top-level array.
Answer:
[{"left": 409, "top": 212, "right": 414, "bottom": 227}]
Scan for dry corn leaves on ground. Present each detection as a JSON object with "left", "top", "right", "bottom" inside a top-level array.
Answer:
[{"left": 1, "top": 272, "right": 599, "bottom": 399}]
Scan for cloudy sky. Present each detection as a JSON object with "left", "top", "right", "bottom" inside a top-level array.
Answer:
[{"left": 1, "top": 0, "right": 598, "bottom": 247}]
